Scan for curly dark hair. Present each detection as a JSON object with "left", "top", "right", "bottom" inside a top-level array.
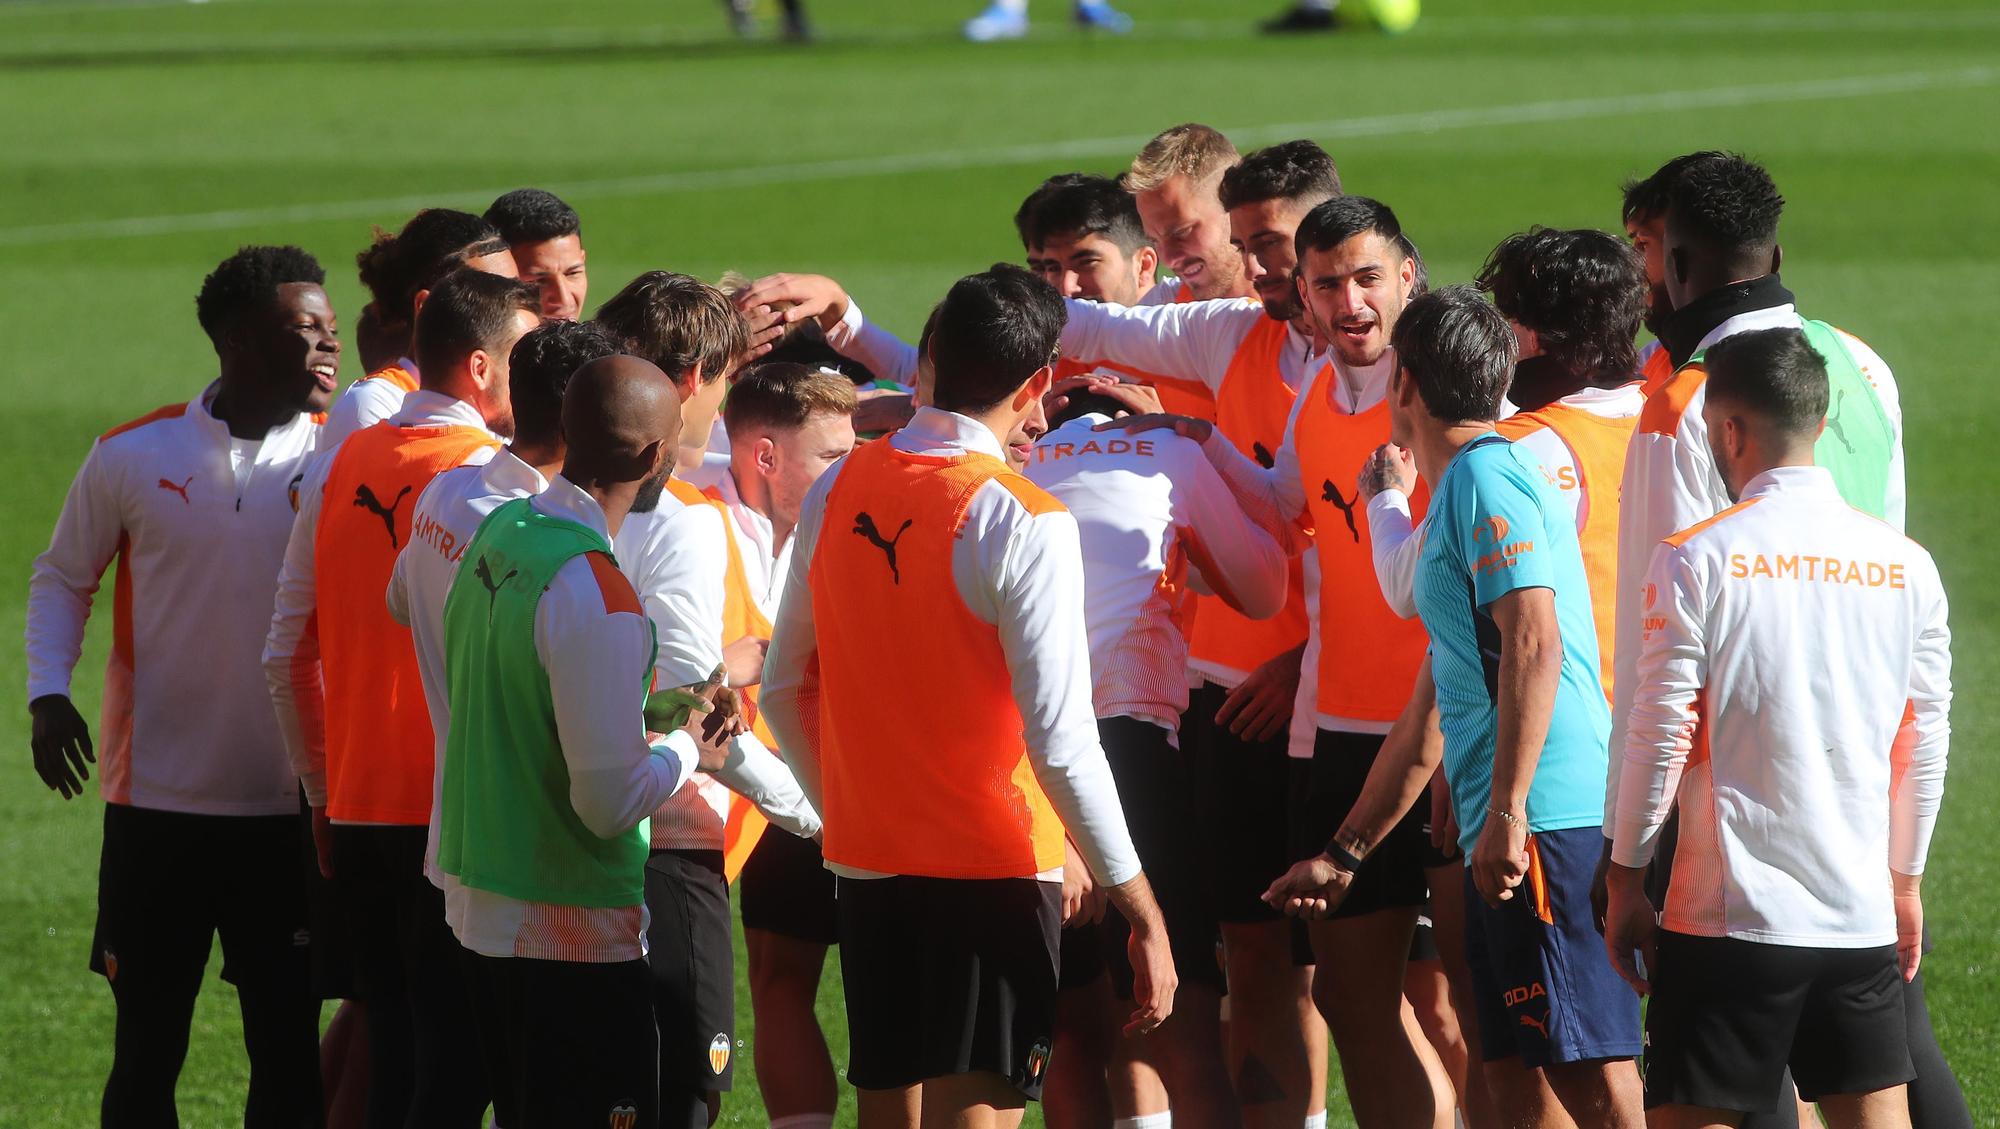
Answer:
[
  {"left": 485, "top": 188, "right": 582, "bottom": 246},
  {"left": 1476, "top": 227, "right": 1645, "bottom": 386},
  {"left": 1665, "top": 152, "right": 1784, "bottom": 256},
  {"left": 195, "top": 245, "right": 326, "bottom": 344},
  {"left": 355, "top": 208, "right": 508, "bottom": 323},
  {"left": 1218, "top": 139, "right": 1341, "bottom": 211},
  {"left": 509, "top": 319, "right": 622, "bottom": 449},
  {"left": 1619, "top": 151, "right": 1721, "bottom": 225}
]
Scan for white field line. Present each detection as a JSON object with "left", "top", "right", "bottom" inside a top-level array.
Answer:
[{"left": 0, "top": 64, "right": 1992, "bottom": 247}]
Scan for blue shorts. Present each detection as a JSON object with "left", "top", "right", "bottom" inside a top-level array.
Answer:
[{"left": 1462, "top": 825, "right": 1642, "bottom": 1067}]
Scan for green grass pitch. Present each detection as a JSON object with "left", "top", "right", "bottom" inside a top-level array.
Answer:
[{"left": 1, "top": 0, "right": 1995, "bottom": 1123}]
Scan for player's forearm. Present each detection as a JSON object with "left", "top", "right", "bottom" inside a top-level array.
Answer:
[
  {"left": 1365, "top": 494, "right": 1421, "bottom": 618},
  {"left": 1103, "top": 871, "right": 1165, "bottom": 935},
  {"left": 23, "top": 580, "right": 91, "bottom": 701},
  {"left": 1032, "top": 732, "right": 1142, "bottom": 887},
  {"left": 1490, "top": 612, "right": 1561, "bottom": 817},
  {"left": 1198, "top": 430, "right": 1299, "bottom": 546},
  {"left": 1335, "top": 668, "right": 1443, "bottom": 855},
  {"left": 711, "top": 731, "right": 822, "bottom": 839}
]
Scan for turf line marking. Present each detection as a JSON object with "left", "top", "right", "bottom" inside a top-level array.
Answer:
[{"left": 1, "top": 64, "right": 1992, "bottom": 248}]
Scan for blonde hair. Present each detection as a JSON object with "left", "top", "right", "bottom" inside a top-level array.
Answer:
[
  {"left": 1124, "top": 123, "right": 1240, "bottom": 194},
  {"left": 723, "top": 362, "right": 859, "bottom": 439}
]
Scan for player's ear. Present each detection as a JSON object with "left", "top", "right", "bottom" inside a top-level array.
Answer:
[
  {"left": 410, "top": 288, "right": 431, "bottom": 323},
  {"left": 1769, "top": 244, "right": 1783, "bottom": 275},
  {"left": 1134, "top": 245, "right": 1159, "bottom": 285},
  {"left": 755, "top": 435, "right": 779, "bottom": 476}
]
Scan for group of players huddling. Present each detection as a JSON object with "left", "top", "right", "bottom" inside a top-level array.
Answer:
[{"left": 26, "top": 124, "right": 1966, "bottom": 1129}]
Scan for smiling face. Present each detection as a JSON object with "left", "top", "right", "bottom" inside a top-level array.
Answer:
[
  {"left": 512, "top": 233, "right": 589, "bottom": 321},
  {"left": 1033, "top": 229, "right": 1154, "bottom": 306},
  {"left": 255, "top": 282, "right": 342, "bottom": 412},
  {"left": 1135, "top": 172, "right": 1247, "bottom": 301},
  {"left": 1298, "top": 232, "right": 1415, "bottom": 369},
  {"left": 1229, "top": 196, "right": 1314, "bottom": 322}
]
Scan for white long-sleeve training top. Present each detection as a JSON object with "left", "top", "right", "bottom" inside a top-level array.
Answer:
[
  {"left": 1612, "top": 467, "right": 1949, "bottom": 947},
  {"left": 1608, "top": 307, "right": 1905, "bottom": 824},
  {"left": 1022, "top": 412, "right": 1285, "bottom": 732},
  {"left": 762, "top": 407, "right": 1142, "bottom": 887},
  {"left": 444, "top": 477, "right": 697, "bottom": 962},
  {"left": 263, "top": 390, "right": 494, "bottom": 809},
  {"left": 26, "top": 384, "right": 324, "bottom": 816}
]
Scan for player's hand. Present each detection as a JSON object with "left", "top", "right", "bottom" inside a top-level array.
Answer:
[
  {"left": 852, "top": 388, "right": 916, "bottom": 437},
  {"left": 733, "top": 272, "right": 851, "bottom": 359},
  {"left": 1602, "top": 863, "right": 1656, "bottom": 996},
  {"left": 29, "top": 694, "right": 94, "bottom": 799},
  {"left": 1092, "top": 412, "right": 1212, "bottom": 445},
  {"left": 1893, "top": 874, "right": 1923, "bottom": 982},
  {"left": 1357, "top": 443, "right": 1417, "bottom": 502},
  {"left": 722, "top": 635, "right": 769, "bottom": 690},
  {"left": 1123, "top": 917, "right": 1178, "bottom": 1036},
  {"left": 310, "top": 806, "right": 335, "bottom": 879},
  {"left": 1428, "top": 769, "right": 1460, "bottom": 856},
  {"left": 1470, "top": 811, "right": 1529, "bottom": 908},
  {"left": 1216, "top": 645, "right": 1302, "bottom": 743},
  {"left": 1060, "top": 839, "right": 1105, "bottom": 926},
  {"left": 1262, "top": 853, "right": 1355, "bottom": 920}
]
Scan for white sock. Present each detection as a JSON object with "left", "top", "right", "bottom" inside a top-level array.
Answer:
[
  {"left": 771, "top": 1116, "right": 836, "bottom": 1129},
  {"left": 1305, "top": 1113, "right": 1329, "bottom": 1129},
  {"left": 992, "top": 0, "right": 1028, "bottom": 14},
  {"left": 1114, "top": 1115, "right": 1172, "bottom": 1129}
]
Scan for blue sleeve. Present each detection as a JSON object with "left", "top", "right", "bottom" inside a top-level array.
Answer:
[{"left": 1456, "top": 453, "right": 1558, "bottom": 609}]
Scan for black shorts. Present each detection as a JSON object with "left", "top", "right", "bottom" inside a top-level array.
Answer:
[
  {"left": 739, "top": 827, "right": 838, "bottom": 947},
  {"left": 645, "top": 849, "right": 736, "bottom": 1093},
  {"left": 1096, "top": 715, "right": 1223, "bottom": 1000},
  {"left": 1286, "top": 729, "right": 1431, "bottom": 920},
  {"left": 1185, "top": 680, "right": 1294, "bottom": 925},
  {"left": 1645, "top": 932, "right": 1912, "bottom": 1113},
  {"left": 469, "top": 953, "right": 658, "bottom": 1128},
  {"left": 837, "top": 874, "right": 1060, "bottom": 1099},
  {"left": 91, "top": 802, "right": 313, "bottom": 995},
  {"left": 1058, "top": 919, "right": 1105, "bottom": 991}
]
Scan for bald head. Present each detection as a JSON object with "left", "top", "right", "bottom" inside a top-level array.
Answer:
[{"left": 561, "top": 354, "right": 685, "bottom": 516}]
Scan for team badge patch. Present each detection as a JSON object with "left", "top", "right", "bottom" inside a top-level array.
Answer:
[
  {"left": 101, "top": 949, "right": 118, "bottom": 983},
  {"left": 1023, "top": 1038, "right": 1051, "bottom": 1086},
  {"left": 708, "top": 1032, "right": 732, "bottom": 1075},
  {"left": 608, "top": 1102, "right": 638, "bottom": 1129}
]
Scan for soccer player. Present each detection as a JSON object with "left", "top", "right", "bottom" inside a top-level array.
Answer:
[
  {"left": 1025, "top": 381, "right": 1288, "bottom": 1129},
  {"left": 700, "top": 362, "right": 856, "bottom": 1129},
  {"left": 26, "top": 245, "right": 335, "bottom": 1126},
  {"left": 1367, "top": 227, "right": 1650, "bottom": 695},
  {"left": 1272, "top": 286, "right": 1646, "bottom": 1127},
  {"left": 1062, "top": 141, "right": 1344, "bottom": 1129},
  {"left": 327, "top": 208, "right": 518, "bottom": 446},
  {"left": 266, "top": 269, "right": 540, "bottom": 1127},
  {"left": 1618, "top": 154, "right": 1709, "bottom": 397},
  {"left": 1123, "top": 123, "right": 1249, "bottom": 303},
  {"left": 763, "top": 265, "right": 1175, "bottom": 1128},
  {"left": 485, "top": 187, "right": 590, "bottom": 321},
  {"left": 438, "top": 353, "right": 736, "bottom": 1128},
  {"left": 963, "top": 0, "right": 1134, "bottom": 41},
  {"left": 598, "top": 271, "right": 817, "bottom": 1127},
  {"left": 1605, "top": 327, "right": 1952, "bottom": 1129}
]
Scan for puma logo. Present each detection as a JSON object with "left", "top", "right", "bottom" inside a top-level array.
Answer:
[
  {"left": 1321, "top": 479, "right": 1360, "bottom": 542},
  {"left": 156, "top": 475, "right": 193, "bottom": 505},
  {"left": 852, "top": 511, "right": 913, "bottom": 584},
  {"left": 353, "top": 484, "right": 412, "bottom": 548},
  {"left": 1519, "top": 1012, "right": 1549, "bottom": 1040},
  {"left": 473, "top": 554, "right": 517, "bottom": 619},
  {"left": 1826, "top": 389, "right": 1855, "bottom": 454},
  {"left": 1252, "top": 441, "right": 1275, "bottom": 469}
]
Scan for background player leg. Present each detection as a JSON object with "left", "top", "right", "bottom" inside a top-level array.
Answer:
[
  {"left": 1901, "top": 971, "right": 1973, "bottom": 1129},
  {"left": 745, "top": 930, "right": 837, "bottom": 1126},
  {"left": 1309, "top": 908, "right": 1453, "bottom": 1129},
  {"left": 1221, "top": 921, "right": 1319, "bottom": 1129},
  {"left": 858, "top": 1084, "right": 922, "bottom": 1129},
  {"left": 1421, "top": 865, "right": 1504, "bottom": 1129},
  {"left": 919, "top": 1071, "right": 1028, "bottom": 1129},
  {"left": 1045, "top": 964, "right": 1114, "bottom": 1129},
  {"left": 101, "top": 929, "right": 208, "bottom": 1125}
]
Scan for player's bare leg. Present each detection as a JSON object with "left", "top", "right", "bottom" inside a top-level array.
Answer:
[
  {"left": 1422, "top": 873, "right": 1500, "bottom": 1129},
  {"left": 1046, "top": 975, "right": 1114, "bottom": 1129},
  {"left": 1222, "top": 920, "right": 1321, "bottom": 1129},
  {"left": 1539, "top": 1058, "right": 1642, "bottom": 1129},
  {"left": 919, "top": 1072, "right": 1028, "bottom": 1129},
  {"left": 1309, "top": 908, "right": 1453, "bottom": 1128},
  {"left": 745, "top": 930, "right": 837, "bottom": 1124},
  {"left": 858, "top": 1083, "right": 921, "bottom": 1129}
]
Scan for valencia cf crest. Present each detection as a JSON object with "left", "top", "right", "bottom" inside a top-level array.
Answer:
[
  {"left": 608, "top": 1102, "right": 638, "bottom": 1129},
  {"left": 708, "top": 1032, "right": 732, "bottom": 1075},
  {"left": 1023, "top": 1037, "right": 1051, "bottom": 1086},
  {"left": 102, "top": 949, "right": 118, "bottom": 983}
]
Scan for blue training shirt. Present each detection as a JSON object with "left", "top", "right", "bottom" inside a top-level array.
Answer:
[{"left": 1413, "top": 434, "right": 1610, "bottom": 853}]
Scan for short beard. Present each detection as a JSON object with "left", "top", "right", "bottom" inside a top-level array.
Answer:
[
  {"left": 1261, "top": 292, "right": 1303, "bottom": 323},
  {"left": 630, "top": 466, "right": 673, "bottom": 514},
  {"left": 1642, "top": 283, "right": 1672, "bottom": 339}
]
